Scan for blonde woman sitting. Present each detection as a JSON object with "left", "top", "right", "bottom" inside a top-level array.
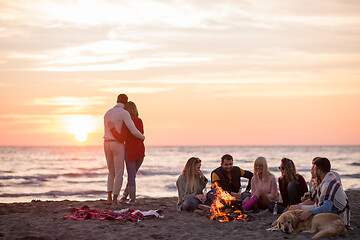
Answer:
[
  {"left": 242, "top": 157, "right": 280, "bottom": 211},
  {"left": 176, "top": 157, "right": 208, "bottom": 212}
]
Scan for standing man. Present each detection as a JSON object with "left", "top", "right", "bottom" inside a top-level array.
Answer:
[
  {"left": 209, "top": 154, "right": 253, "bottom": 201},
  {"left": 299, "top": 157, "right": 350, "bottom": 228},
  {"left": 103, "top": 94, "right": 145, "bottom": 206}
]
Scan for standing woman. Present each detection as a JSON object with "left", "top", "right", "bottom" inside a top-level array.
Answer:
[
  {"left": 176, "top": 157, "right": 208, "bottom": 212},
  {"left": 109, "top": 101, "right": 145, "bottom": 204},
  {"left": 278, "top": 157, "right": 308, "bottom": 208},
  {"left": 242, "top": 157, "right": 279, "bottom": 211}
]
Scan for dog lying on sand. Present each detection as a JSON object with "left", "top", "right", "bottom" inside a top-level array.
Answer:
[{"left": 269, "top": 209, "right": 346, "bottom": 239}]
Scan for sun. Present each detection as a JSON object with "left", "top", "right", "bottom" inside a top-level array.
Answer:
[
  {"left": 64, "top": 115, "right": 99, "bottom": 142},
  {"left": 75, "top": 133, "right": 87, "bottom": 142}
]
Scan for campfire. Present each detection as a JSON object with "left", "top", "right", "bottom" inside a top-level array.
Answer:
[{"left": 208, "top": 182, "right": 248, "bottom": 222}]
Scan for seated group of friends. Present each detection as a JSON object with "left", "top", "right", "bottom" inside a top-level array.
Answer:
[{"left": 176, "top": 154, "right": 350, "bottom": 228}]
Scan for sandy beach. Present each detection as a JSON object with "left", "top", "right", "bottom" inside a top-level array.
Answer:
[{"left": 0, "top": 190, "right": 359, "bottom": 240}]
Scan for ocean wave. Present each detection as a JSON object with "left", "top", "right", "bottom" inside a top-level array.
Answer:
[
  {"left": 1, "top": 172, "right": 107, "bottom": 182},
  {"left": 70, "top": 157, "right": 97, "bottom": 161},
  {"left": 22, "top": 179, "right": 43, "bottom": 185},
  {"left": 164, "top": 184, "right": 177, "bottom": 190},
  {"left": 349, "top": 162, "right": 360, "bottom": 166},
  {"left": 268, "top": 167, "right": 310, "bottom": 173},
  {"left": 0, "top": 174, "right": 59, "bottom": 181},
  {"left": 341, "top": 173, "right": 360, "bottom": 179},
  {"left": 0, "top": 175, "right": 19, "bottom": 180},
  {"left": 137, "top": 170, "right": 179, "bottom": 176},
  {"left": 269, "top": 167, "right": 279, "bottom": 172},
  {"left": 63, "top": 172, "right": 106, "bottom": 178},
  {"left": 67, "top": 180, "right": 105, "bottom": 184},
  {"left": 1, "top": 169, "right": 180, "bottom": 183},
  {"left": 0, "top": 190, "right": 106, "bottom": 198}
]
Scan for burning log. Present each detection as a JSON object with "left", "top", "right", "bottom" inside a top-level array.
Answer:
[{"left": 208, "top": 182, "right": 248, "bottom": 222}]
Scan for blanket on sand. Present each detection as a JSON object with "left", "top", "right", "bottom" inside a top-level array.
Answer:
[{"left": 63, "top": 206, "right": 162, "bottom": 222}]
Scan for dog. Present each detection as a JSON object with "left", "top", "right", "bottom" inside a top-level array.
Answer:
[{"left": 276, "top": 209, "right": 346, "bottom": 239}]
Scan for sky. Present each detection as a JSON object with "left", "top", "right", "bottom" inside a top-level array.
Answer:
[{"left": 0, "top": 0, "right": 360, "bottom": 146}]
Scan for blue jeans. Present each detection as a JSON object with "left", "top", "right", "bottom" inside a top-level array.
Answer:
[
  {"left": 125, "top": 153, "right": 144, "bottom": 187},
  {"left": 241, "top": 193, "right": 252, "bottom": 201},
  {"left": 181, "top": 197, "right": 200, "bottom": 211}
]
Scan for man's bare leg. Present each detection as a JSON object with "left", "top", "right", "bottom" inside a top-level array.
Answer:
[{"left": 107, "top": 191, "right": 112, "bottom": 204}]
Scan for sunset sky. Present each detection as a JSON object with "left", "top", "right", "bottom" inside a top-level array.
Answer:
[{"left": 0, "top": 0, "right": 359, "bottom": 146}]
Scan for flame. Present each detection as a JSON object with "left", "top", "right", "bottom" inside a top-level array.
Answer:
[{"left": 209, "top": 182, "right": 248, "bottom": 222}]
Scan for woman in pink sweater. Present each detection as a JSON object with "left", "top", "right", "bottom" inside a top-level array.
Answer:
[{"left": 242, "top": 157, "right": 280, "bottom": 210}]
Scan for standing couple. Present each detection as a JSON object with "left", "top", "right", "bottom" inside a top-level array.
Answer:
[{"left": 103, "top": 94, "right": 145, "bottom": 206}]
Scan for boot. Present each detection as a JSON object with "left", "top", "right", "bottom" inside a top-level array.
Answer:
[
  {"left": 120, "top": 185, "right": 129, "bottom": 203},
  {"left": 128, "top": 186, "right": 136, "bottom": 205},
  {"left": 242, "top": 195, "right": 259, "bottom": 211}
]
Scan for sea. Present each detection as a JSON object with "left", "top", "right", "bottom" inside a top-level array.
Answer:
[{"left": 0, "top": 145, "right": 359, "bottom": 203}]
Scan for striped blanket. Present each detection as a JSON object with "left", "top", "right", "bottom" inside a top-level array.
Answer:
[
  {"left": 63, "top": 206, "right": 162, "bottom": 222},
  {"left": 316, "top": 172, "right": 350, "bottom": 227}
]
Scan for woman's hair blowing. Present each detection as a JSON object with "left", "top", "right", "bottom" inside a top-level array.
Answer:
[{"left": 182, "top": 157, "right": 201, "bottom": 193}]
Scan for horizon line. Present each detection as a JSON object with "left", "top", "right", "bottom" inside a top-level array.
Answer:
[{"left": 1, "top": 144, "right": 359, "bottom": 148}]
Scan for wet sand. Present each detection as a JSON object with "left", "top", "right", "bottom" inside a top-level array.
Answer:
[{"left": 0, "top": 190, "right": 359, "bottom": 239}]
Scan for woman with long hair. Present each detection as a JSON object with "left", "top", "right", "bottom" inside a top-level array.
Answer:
[
  {"left": 242, "top": 157, "right": 279, "bottom": 211},
  {"left": 109, "top": 101, "right": 145, "bottom": 205},
  {"left": 278, "top": 157, "right": 308, "bottom": 208},
  {"left": 176, "top": 157, "right": 208, "bottom": 212}
]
